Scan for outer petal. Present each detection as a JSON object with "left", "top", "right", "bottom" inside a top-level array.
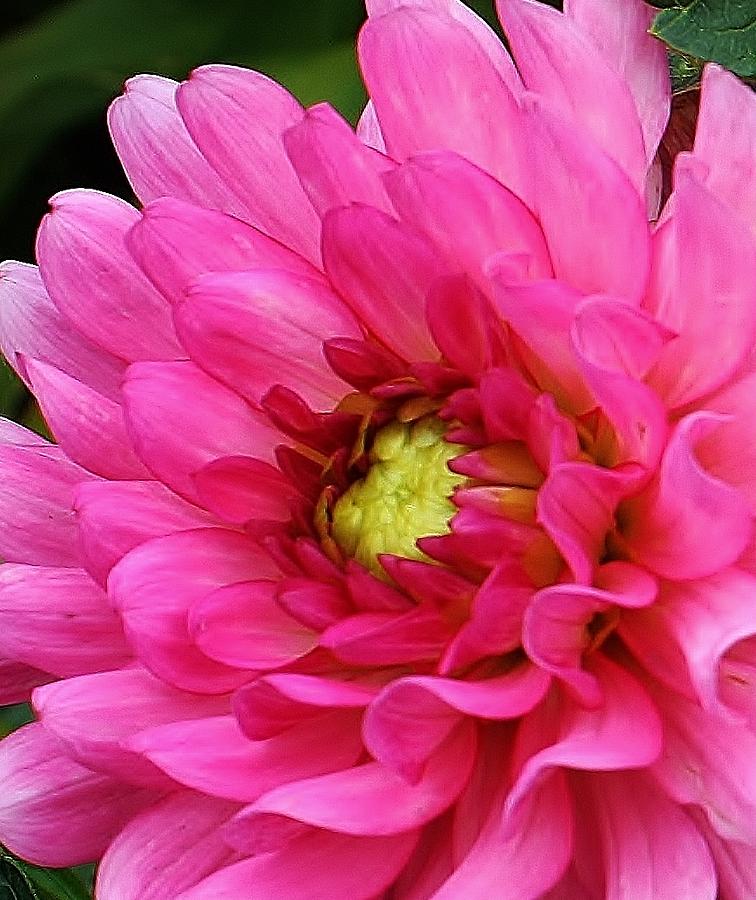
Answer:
[
  {"left": 0, "top": 659, "right": 54, "bottom": 706},
  {"left": 176, "top": 65, "right": 320, "bottom": 263},
  {"left": 36, "top": 189, "right": 182, "bottom": 361},
  {"left": 0, "top": 723, "right": 154, "bottom": 867},
  {"left": 176, "top": 268, "right": 359, "bottom": 410},
  {"left": 108, "top": 75, "right": 245, "bottom": 215},
  {"left": 358, "top": 7, "right": 526, "bottom": 198},
  {"left": 108, "top": 528, "right": 278, "bottom": 693},
  {"left": 96, "top": 792, "right": 241, "bottom": 900},
  {"left": 121, "top": 360, "right": 281, "bottom": 505}
]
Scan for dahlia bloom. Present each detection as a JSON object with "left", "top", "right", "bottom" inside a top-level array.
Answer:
[{"left": 1, "top": 0, "right": 755, "bottom": 895}]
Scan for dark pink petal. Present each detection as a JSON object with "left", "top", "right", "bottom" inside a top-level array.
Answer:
[
  {"left": 622, "top": 413, "right": 752, "bottom": 580},
  {"left": 177, "top": 828, "right": 419, "bottom": 900},
  {"left": 321, "top": 204, "right": 441, "bottom": 361},
  {"left": 176, "top": 65, "right": 320, "bottom": 263},
  {"left": 122, "top": 360, "right": 281, "bottom": 505},
  {"left": 284, "top": 102, "right": 395, "bottom": 216},
  {"left": 96, "top": 791, "right": 241, "bottom": 900},
  {"left": 0, "top": 564, "right": 130, "bottom": 677},
  {"left": 24, "top": 357, "right": 149, "bottom": 479},
  {"left": 189, "top": 581, "right": 317, "bottom": 670},
  {"left": 75, "top": 479, "right": 218, "bottom": 586},
  {"left": 522, "top": 97, "right": 651, "bottom": 303},
  {"left": 358, "top": 7, "right": 526, "bottom": 198},
  {"left": 647, "top": 170, "right": 756, "bottom": 408},
  {"left": 109, "top": 528, "right": 278, "bottom": 693},
  {"left": 33, "top": 668, "right": 227, "bottom": 787},
  {"left": 694, "top": 64, "right": 756, "bottom": 231},
  {"left": 497, "top": 0, "right": 647, "bottom": 190},
  {"left": 0, "top": 659, "right": 54, "bottom": 705},
  {"left": 36, "top": 189, "right": 182, "bottom": 361},
  {"left": 0, "top": 723, "right": 155, "bottom": 867},
  {"left": 0, "top": 262, "right": 124, "bottom": 400},
  {"left": 108, "top": 75, "right": 244, "bottom": 215},
  {"left": 0, "top": 443, "right": 95, "bottom": 567},
  {"left": 239, "top": 720, "right": 475, "bottom": 836},
  {"left": 384, "top": 151, "right": 551, "bottom": 286},
  {"left": 276, "top": 578, "right": 352, "bottom": 630},
  {"left": 127, "top": 197, "right": 319, "bottom": 306},
  {"left": 718, "top": 637, "right": 756, "bottom": 729},
  {"left": 176, "top": 268, "right": 359, "bottom": 410}
]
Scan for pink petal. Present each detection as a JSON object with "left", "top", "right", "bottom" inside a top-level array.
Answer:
[
  {"left": 0, "top": 659, "right": 54, "bottom": 705},
  {"left": 127, "top": 197, "right": 319, "bottom": 307},
  {"left": 176, "top": 65, "right": 320, "bottom": 263},
  {"left": 189, "top": 581, "right": 317, "bottom": 670},
  {"left": 647, "top": 171, "right": 756, "bottom": 408},
  {"left": 497, "top": 0, "right": 647, "bottom": 190},
  {"left": 0, "top": 262, "right": 124, "bottom": 400},
  {"left": 176, "top": 268, "right": 358, "bottom": 410},
  {"left": 36, "top": 189, "right": 182, "bottom": 361},
  {"left": 0, "top": 443, "right": 95, "bottom": 567},
  {"left": 129, "top": 712, "right": 362, "bottom": 802},
  {"left": 355, "top": 100, "right": 385, "bottom": 151},
  {"left": 108, "top": 528, "right": 278, "bottom": 693},
  {"left": 24, "top": 357, "right": 149, "bottom": 479},
  {"left": 108, "top": 75, "right": 245, "bottom": 215},
  {"left": 121, "top": 360, "right": 281, "bottom": 505},
  {"left": 693, "top": 810, "right": 756, "bottom": 900},
  {"left": 0, "top": 723, "right": 155, "bottom": 867},
  {"left": 284, "top": 102, "right": 395, "bottom": 216},
  {"left": 622, "top": 413, "right": 753, "bottom": 580},
  {"left": 0, "top": 564, "right": 130, "bottom": 677},
  {"left": 384, "top": 151, "right": 551, "bottom": 286},
  {"left": 694, "top": 64, "right": 756, "bottom": 232},
  {"left": 321, "top": 204, "right": 440, "bottom": 361},
  {"left": 177, "top": 828, "right": 419, "bottom": 900},
  {"left": 358, "top": 7, "right": 526, "bottom": 198},
  {"left": 238, "top": 720, "right": 476, "bottom": 836},
  {"left": 75, "top": 479, "right": 217, "bottom": 587},
  {"left": 521, "top": 96, "right": 651, "bottom": 303},
  {"left": 96, "top": 791, "right": 241, "bottom": 900}
]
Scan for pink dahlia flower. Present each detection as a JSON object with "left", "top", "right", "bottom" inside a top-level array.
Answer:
[{"left": 1, "top": 0, "right": 755, "bottom": 896}]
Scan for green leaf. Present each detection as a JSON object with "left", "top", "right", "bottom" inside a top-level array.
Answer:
[
  {"left": 651, "top": 0, "right": 756, "bottom": 77},
  {"left": 0, "top": 850, "right": 91, "bottom": 900}
]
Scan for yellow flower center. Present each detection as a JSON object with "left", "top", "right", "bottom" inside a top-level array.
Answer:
[{"left": 331, "top": 417, "right": 466, "bottom": 575}]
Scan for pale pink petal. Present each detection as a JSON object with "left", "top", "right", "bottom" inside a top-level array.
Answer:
[
  {"left": 497, "top": 0, "right": 647, "bottom": 190},
  {"left": 24, "top": 357, "right": 149, "bottom": 479},
  {"left": 129, "top": 712, "right": 362, "bottom": 802},
  {"left": 284, "top": 102, "right": 395, "bottom": 216},
  {"left": 355, "top": 100, "right": 385, "bottom": 151},
  {"left": 96, "top": 791, "right": 241, "bottom": 900},
  {"left": 176, "top": 268, "right": 359, "bottom": 410},
  {"left": 358, "top": 7, "right": 527, "bottom": 199},
  {"left": 108, "top": 75, "right": 245, "bottom": 214},
  {"left": 122, "top": 360, "right": 281, "bottom": 504},
  {"left": 0, "top": 261, "right": 124, "bottom": 400},
  {"left": 0, "top": 723, "right": 155, "bottom": 867},
  {"left": 127, "top": 197, "right": 319, "bottom": 306},
  {"left": 0, "top": 564, "right": 130, "bottom": 677},
  {"left": 36, "top": 189, "right": 182, "bottom": 361},
  {"left": 622, "top": 414, "right": 753, "bottom": 580},
  {"left": 108, "top": 528, "right": 278, "bottom": 693},
  {"left": 692, "top": 810, "right": 756, "bottom": 900},
  {"left": 176, "top": 65, "right": 320, "bottom": 263}
]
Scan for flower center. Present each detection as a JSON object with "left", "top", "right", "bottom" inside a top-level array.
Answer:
[{"left": 331, "top": 416, "right": 465, "bottom": 575}]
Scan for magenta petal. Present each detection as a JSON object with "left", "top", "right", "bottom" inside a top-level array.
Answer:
[
  {"left": 358, "top": 7, "right": 526, "bottom": 198},
  {"left": 24, "top": 357, "right": 149, "bottom": 480},
  {"left": 36, "top": 189, "right": 182, "bottom": 361},
  {"left": 0, "top": 723, "right": 155, "bottom": 867},
  {"left": 177, "top": 828, "right": 419, "bottom": 900},
  {"left": 108, "top": 75, "right": 245, "bottom": 215},
  {"left": 96, "top": 792, "right": 241, "bottom": 900},
  {"left": 176, "top": 268, "right": 358, "bottom": 410},
  {"left": 176, "top": 65, "right": 320, "bottom": 263},
  {"left": 108, "top": 528, "right": 278, "bottom": 693},
  {"left": 623, "top": 413, "right": 753, "bottom": 580},
  {"left": 284, "top": 102, "right": 395, "bottom": 217},
  {"left": 0, "top": 660, "right": 53, "bottom": 705},
  {"left": 122, "top": 360, "right": 281, "bottom": 505},
  {"left": 0, "top": 564, "right": 130, "bottom": 677}
]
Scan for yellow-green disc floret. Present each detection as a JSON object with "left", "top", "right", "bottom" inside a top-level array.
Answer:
[{"left": 331, "top": 417, "right": 466, "bottom": 576}]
